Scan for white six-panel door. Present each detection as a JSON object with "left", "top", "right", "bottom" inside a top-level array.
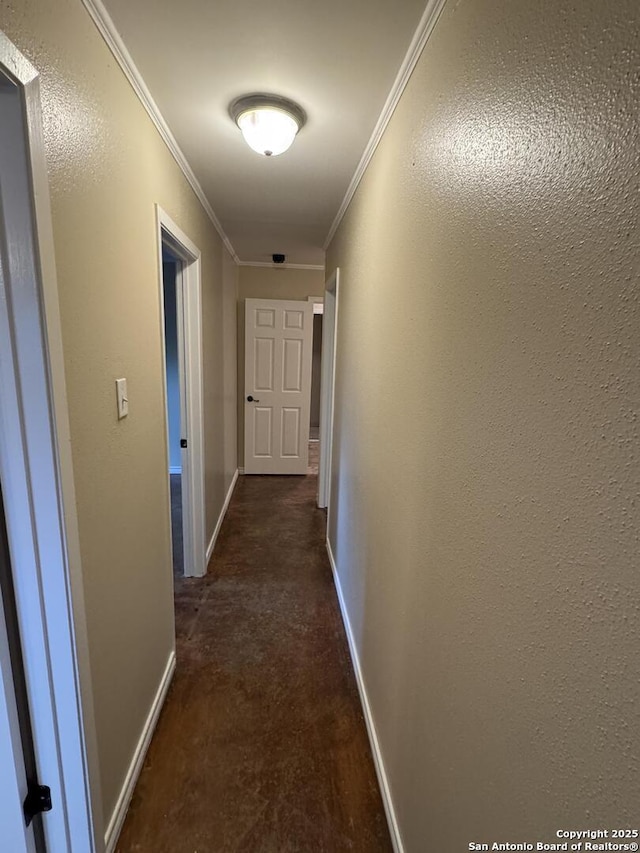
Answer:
[{"left": 244, "top": 299, "right": 313, "bottom": 475}]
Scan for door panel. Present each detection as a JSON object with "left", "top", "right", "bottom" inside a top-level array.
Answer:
[
  {"left": 255, "top": 338, "right": 274, "bottom": 390},
  {"left": 245, "top": 298, "right": 313, "bottom": 474},
  {"left": 256, "top": 308, "right": 275, "bottom": 328},
  {"left": 283, "top": 339, "right": 303, "bottom": 391},
  {"left": 254, "top": 408, "right": 273, "bottom": 457},
  {"left": 282, "top": 408, "right": 301, "bottom": 457},
  {"left": 284, "top": 309, "right": 304, "bottom": 329}
]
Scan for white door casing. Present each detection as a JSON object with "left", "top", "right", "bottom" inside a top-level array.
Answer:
[
  {"left": 244, "top": 299, "right": 314, "bottom": 475},
  {"left": 156, "top": 206, "right": 206, "bottom": 578}
]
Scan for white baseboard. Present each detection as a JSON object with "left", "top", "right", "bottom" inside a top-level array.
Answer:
[
  {"left": 104, "top": 650, "right": 176, "bottom": 853},
  {"left": 325, "top": 539, "right": 404, "bottom": 853},
  {"left": 205, "top": 468, "right": 238, "bottom": 566},
  {"left": 169, "top": 465, "right": 182, "bottom": 475},
  {"left": 238, "top": 467, "right": 245, "bottom": 475}
]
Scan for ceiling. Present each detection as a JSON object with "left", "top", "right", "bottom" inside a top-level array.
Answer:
[{"left": 100, "top": 0, "right": 428, "bottom": 266}]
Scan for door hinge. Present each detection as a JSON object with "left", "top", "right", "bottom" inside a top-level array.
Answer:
[
  {"left": 180, "top": 438, "right": 188, "bottom": 448},
  {"left": 24, "top": 782, "right": 52, "bottom": 826}
]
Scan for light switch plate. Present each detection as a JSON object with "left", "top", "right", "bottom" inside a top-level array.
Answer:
[{"left": 115, "top": 378, "right": 128, "bottom": 419}]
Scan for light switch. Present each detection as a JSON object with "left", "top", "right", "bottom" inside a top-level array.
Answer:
[{"left": 115, "top": 378, "right": 129, "bottom": 419}]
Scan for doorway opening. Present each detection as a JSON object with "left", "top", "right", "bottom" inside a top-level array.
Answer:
[
  {"left": 161, "top": 248, "right": 185, "bottom": 577},
  {"left": 309, "top": 297, "right": 325, "bottom": 475},
  {"left": 156, "top": 207, "right": 206, "bottom": 578}
]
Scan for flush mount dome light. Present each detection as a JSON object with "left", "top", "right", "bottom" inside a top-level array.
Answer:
[{"left": 229, "top": 94, "right": 306, "bottom": 157}]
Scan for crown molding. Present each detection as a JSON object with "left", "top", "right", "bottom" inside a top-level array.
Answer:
[
  {"left": 81, "top": 0, "right": 240, "bottom": 265},
  {"left": 238, "top": 261, "right": 325, "bottom": 271},
  {"left": 323, "top": 0, "right": 447, "bottom": 251}
]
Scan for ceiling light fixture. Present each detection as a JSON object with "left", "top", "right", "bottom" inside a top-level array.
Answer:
[{"left": 229, "top": 94, "right": 306, "bottom": 157}]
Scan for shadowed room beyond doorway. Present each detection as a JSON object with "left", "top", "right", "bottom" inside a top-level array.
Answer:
[{"left": 163, "top": 249, "right": 185, "bottom": 578}]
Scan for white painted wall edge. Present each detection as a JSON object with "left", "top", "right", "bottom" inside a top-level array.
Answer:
[
  {"left": 205, "top": 469, "right": 239, "bottom": 566},
  {"left": 103, "top": 650, "right": 176, "bottom": 853},
  {"left": 323, "top": 0, "right": 447, "bottom": 250},
  {"left": 326, "top": 539, "right": 405, "bottom": 853},
  {"left": 169, "top": 466, "right": 182, "bottom": 475},
  {"left": 80, "top": 0, "right": 240, "bottom": 265}
]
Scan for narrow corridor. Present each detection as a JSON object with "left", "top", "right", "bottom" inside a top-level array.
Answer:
[{"left": 116, "top": 469, "right": 391, "bottom": 852}]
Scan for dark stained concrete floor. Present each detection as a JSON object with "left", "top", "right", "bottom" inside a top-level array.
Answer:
[{"left": 116, "top": 465, "right": 392, "bottom": 852}]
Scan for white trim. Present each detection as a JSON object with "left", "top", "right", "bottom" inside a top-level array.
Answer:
[
  {"left": 238, "top": 467, "right": 245, "bottom": 475},
  {"left": 168, "top": 466, "right": 182, "bottom": 475},
  {"left": 238, "top": 261, "right": 325, "bottom": 271},
  {"left": 325, "top": 540, "right": 404, "bottom": 853},
  {"left": 205, "top": 469, "right": 239, "bottom": 566},
  {"left": 308, "top": 296, "right": 324, "bottom": 315},
  {"left": 103, "top": 651, "right": 176, "bottom": 853},
  {"left": 317, "top": 269, "right": 339, "bottom": 510},
  {"left": 0, "top": 34, "right": 101, "bottom": 851},
  {"left": 81, "top": 0, "right": 240, "bottom": 266},
  {"left": 323, "top": 0, "right": 447, "bottom": 249},
  {"left": 157, "top": 207, "right": 206, "bottom": 578}
]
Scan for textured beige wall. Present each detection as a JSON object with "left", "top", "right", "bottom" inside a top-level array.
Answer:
[
  {"left": 237, "top": 266, "right": 324, "bottom": 465},
  {"left": 327, "top": 0, "right": 640, "bottom": 849},
  {"left": 203, "top": 240, "right": 238, "bottom": 538},
  {"left": 0, "top": 0, "right": 237, "bottom": 832},
  {"left": 238, "top": 265, "right": 325, "bottom": 303}
]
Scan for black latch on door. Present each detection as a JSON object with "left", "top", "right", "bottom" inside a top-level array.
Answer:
[
  {"left": 24, "top": 782, "right": 52, "bottom": 826},
  {"left": 180, "top": 438, "right": 188, "bottom": 448}
]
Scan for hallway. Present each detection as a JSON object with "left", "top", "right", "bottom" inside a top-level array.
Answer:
[{"left": 116, "top": 470, "right": 391, "bottom": 852}]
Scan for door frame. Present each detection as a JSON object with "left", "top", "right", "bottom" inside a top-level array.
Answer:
[
  {"left": 155, "top": 206, "right": 206, "bottom": 578},
  {"left": 0, "top": 32, "right": 101, "bottom": 851},
  {"left": 318, "top": 268, "right": 340, "bottom": 510}
]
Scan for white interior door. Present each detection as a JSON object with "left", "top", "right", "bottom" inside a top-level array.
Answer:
[{"left": 245, "top": 298, "right": 314, "bottom": 475}]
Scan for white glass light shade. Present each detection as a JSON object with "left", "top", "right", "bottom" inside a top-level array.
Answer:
[{"left": 237, "top": 107, "right": 299, "bottom": 156}]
